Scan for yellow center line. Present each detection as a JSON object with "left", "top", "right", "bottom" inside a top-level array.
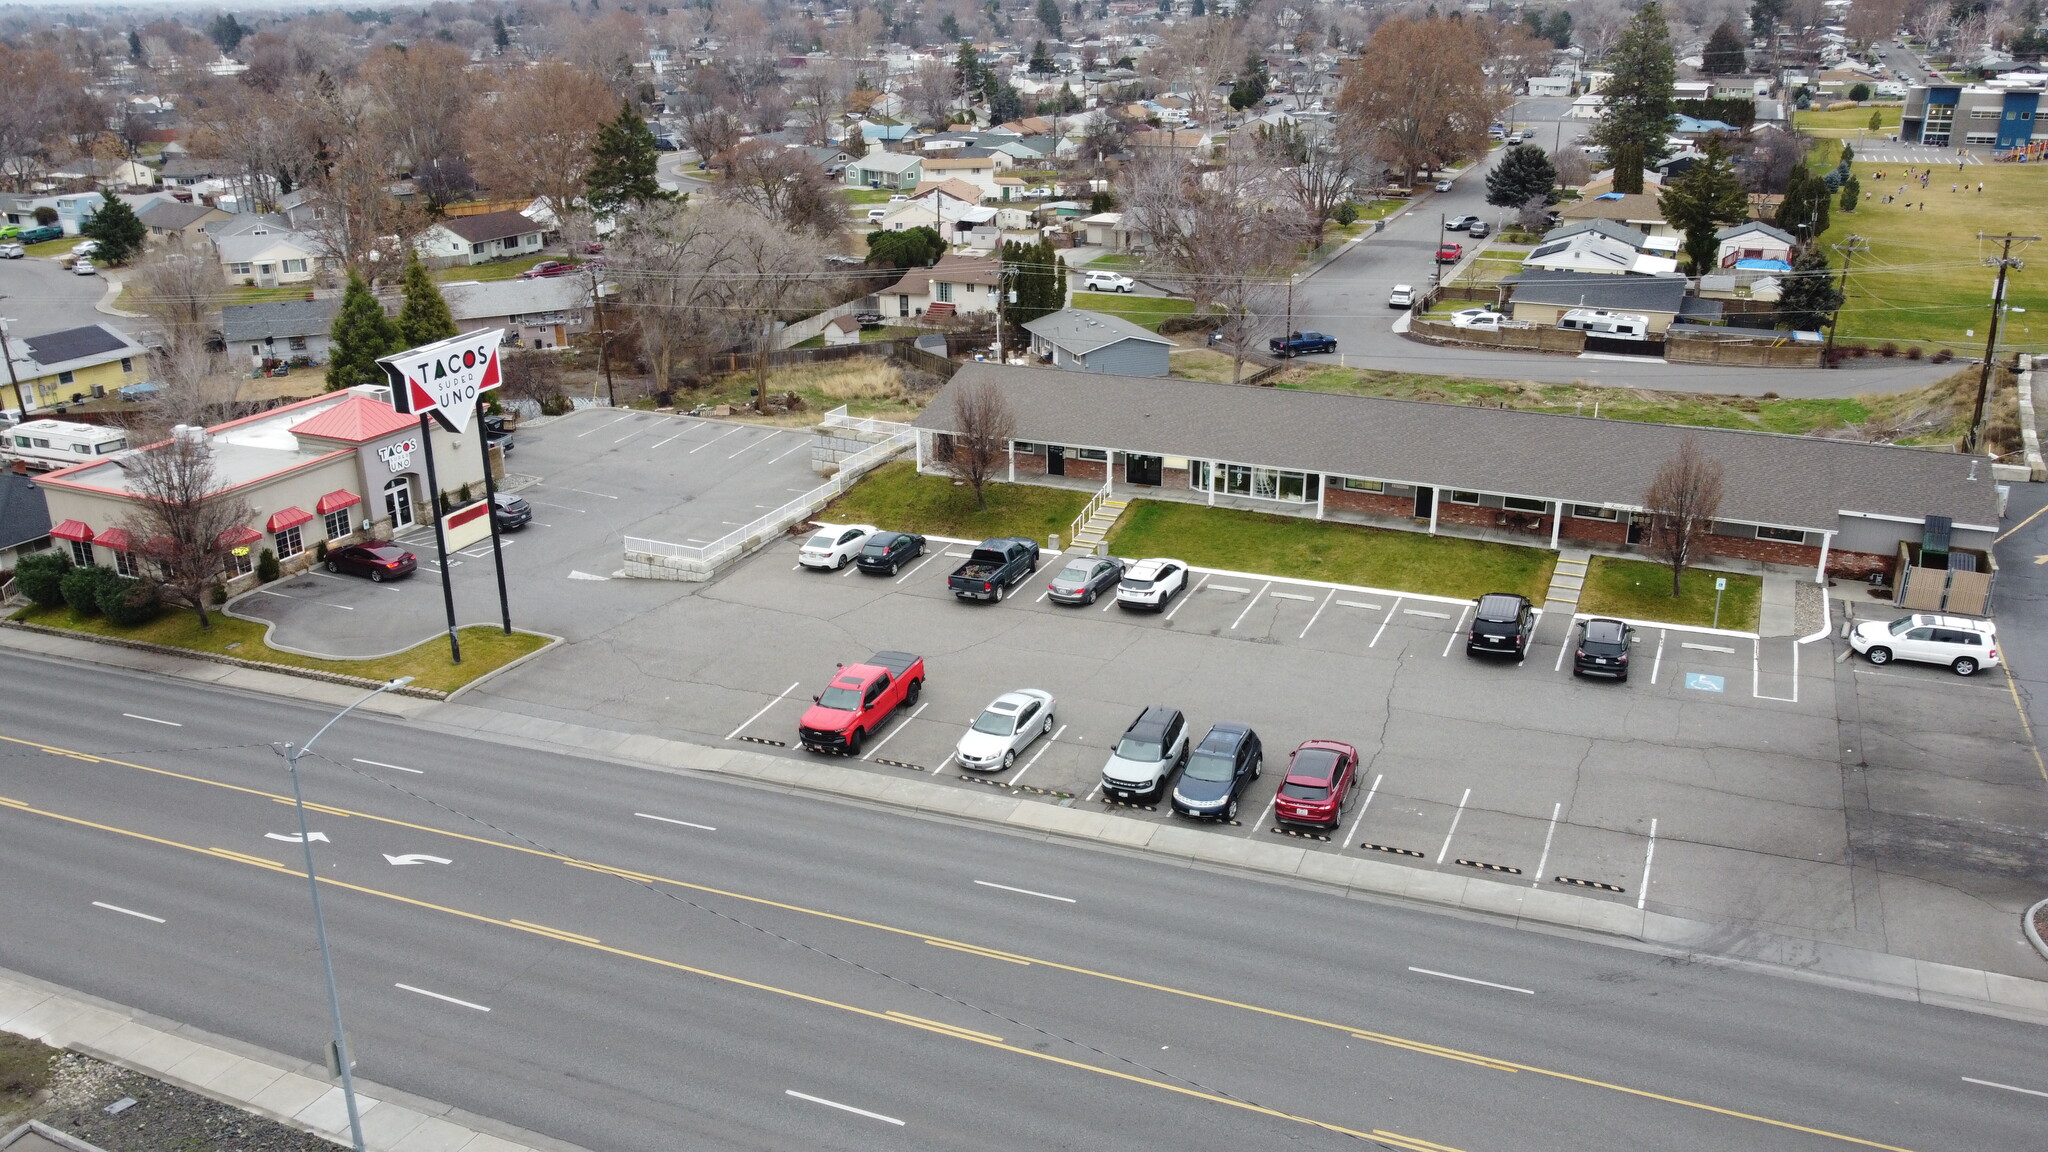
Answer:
[
  {"left": 0, "top": 795, "right": 1433, "bottom": 1148},
  {"left": 883, "top": 1011, "right": 1003, "bottom": 1043},
  {"left": 0, "top": 733, "right": 1927, "bottom": 1152},
  {"left": 924, "top": 939, "right": 1032, "bottom": 965},
  {"left": 2002, "top": 667, "right": 2048, "bottom": 786}
]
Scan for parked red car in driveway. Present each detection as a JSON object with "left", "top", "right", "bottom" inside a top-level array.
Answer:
[
  {"left": 325, "top": 543, "right": 417, "bottom": 582},
  {"left": 1272, "top": 740, "right": 1358, "bottom": 829}
]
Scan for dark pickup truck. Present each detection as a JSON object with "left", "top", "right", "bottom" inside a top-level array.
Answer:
[
  {"left": 948, "top": 537, "right": 1040, "bottom": 602},
  {"left": 1269, "top": 331, "right": 1337, "bottom": 357}
]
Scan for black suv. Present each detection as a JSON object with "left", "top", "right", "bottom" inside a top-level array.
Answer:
[
  {"left": 1169, "top": 723, "right": 1263, "bottom": 821},
  {"left": 1573, "top": 617, "right": 1635, "bottom": 680},
  {"left": 855, "top": 530, "right": 927, "bottom": 575},
  {"left": 1467, "top": 592, "right": 1535, "bottom": 658},
  {"left": 491, "top": 492, "right": 533, "bottom": 530}
]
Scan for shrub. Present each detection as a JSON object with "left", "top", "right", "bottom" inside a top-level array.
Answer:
[
  {"left": 15, "top": 550, "right": 72, "bottom": 607},
  {"left": 315, "top": 540, "right": 328, "bottom": 561},
  {"left": 59, "top": 565, "right": 121, "bottom": 615},
  {"left": 1881, "top": 342, "right": 1899, "bottom": 358},
  {"left": 96, "top": 575, "right": 160, "bottom": 626},
  {"left": 1905, "top": 345, "right": 1924, "bottom": 360},
  {"left": 1932, "top": 348, "right": 1954, "bottom": 363},
  {"left": 460, "top": 481, "right": 473, "bottom": 503},
  {"left": 210, "top": 582, "right": 228, "bottom": 605},
  {"left": 539, "top": 393, "right": 573, "bottom": 416},
  {"left": 1333, "top": 200, "right": 1358, "bottom": 226},
  {"left": 256, "top": 547, "right": 280, "bottom": 582}
]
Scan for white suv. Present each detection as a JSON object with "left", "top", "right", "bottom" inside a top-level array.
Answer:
[
  {"left": 1849, "top": 613, "right": 1998, "bottom": 676},
  {"left": 1083, "top": 270, "right": 1135, "bottom": 293},
  {"left": 1116, "top": 558, "right": 1189, "bottom": 610}
]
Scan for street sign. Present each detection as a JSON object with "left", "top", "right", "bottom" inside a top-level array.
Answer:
[
  {"left": 1715, "top": 577, "right": 1727, "bottom": 590},
  {"left": 378, "top": 329, "right": 505, "bottom": 433}
]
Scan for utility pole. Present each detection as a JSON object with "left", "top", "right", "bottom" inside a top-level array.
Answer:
[
  {"left": 588, "top": 263, "right": 615, "bottom": 406},
  {"left": 0, "top": 316, "right": 25, "bottom": 422},
  {"left": 1966, "top": 232, "right": 2036, "bottom": 453},
  {"left": 1825, "top": 234, "right": 1867, "bottom": 361}
]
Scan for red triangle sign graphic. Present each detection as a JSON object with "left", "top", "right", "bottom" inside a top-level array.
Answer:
[
  {"left": 407, "top": 375, "right": 436, "bottom": 413},
  {"left": 478, "top": 349, "right": 501, "bottom": 390}
]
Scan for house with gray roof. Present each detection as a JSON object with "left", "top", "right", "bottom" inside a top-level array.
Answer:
[
  {"left": 0, "top": 470, "right": 53, "bottom": 574},
  {"left": 1022, "top": 308, "right": 1173, "bottom": 376},
  {"left": 204, "top": 215, "right": 323, "bottom": 286},
  {"left": 1501, "top": 271, "right": 1708, "bottom": 333},
  {"left": 220, "top": 297, "right": 341, "bottom": 368},
  {"left": 415, "top": 210, "right": 548, "bottom": 267},
  {"left": 138, "top": 198, "right": 230, "bottom": 245},
  {"left": 909, "top": 364, "right": 1999, "bottom": 582},
  {"left": 442, "top": 277, "right": 590, "bottom": 349}
]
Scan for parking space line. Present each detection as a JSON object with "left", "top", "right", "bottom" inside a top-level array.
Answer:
[
  {"left": 576, "top": 413, "right": 633, "bottom": 437},
  {"left": 769, "top": 439, "right": 809, "bottom": 464},
  {"left": 1336, "top": 600, "right": 1381, "bottom": 610},
  {"left": 944, "top": 551, "right": 971, "bottom": 559},
  {"left": 1442, "top": 605, "right": 1471, "bottom": 658},
  {"left": 1243, "top": 800, "right": 1271, "bottom": 837},
  {"left": 1553, "top": 618, "right": 1576, "bottom": 673},
  {"left": 1230, "top": 582, "right": 1271, "bottom": 630},
  {"left": 727, "top": 681, "right": 802, "bottom": 741},
  {"left": 838, "top": 559, "right": 861, "bottom": 577},
  {"left": 1435, "top": 788, "right": 1472, "bottom": 864},
  {"left": 1010, "top": 725, "right": 1064, "bottom": 784},
  {"left": 1682, "top": 642, "right": 1734, "bottom": 653},
  {"left": 1651, "top": 630, "right": 1667, "bottom": 684},
  {"left": 1961, "top": 1076, "right": 2048, "bottom": 1099},
  {"left": 895, "top": 554, "right": 937, "bottom": 583},
  {"left": 1407, "top": 967, "right": 1535, "bottom": 995},
  {"left": 1208, "top": 584, "right": 1252, "bottom": 594},
  {"left": 1269, "top": 590, "right": 1315, "bottom": 601},
  {"left": 1164, "top": 573, "right": 1209, "bottom": 621},
  {"left": 650, "top": 430, "right": 688, "bottom": 448},
  {"left": 1343, "top": 774, "right": 1382, "bottom": 846},
  {"left": 1637, "top": 817, "right": 1658, "bottom": 910},
  {"left": 1752, "top": 637, "right": 1799, "bottom": 703},
  {"left": 1298, "top": 588, "right": 1335, "bottom": 639},
  {"left": 860, "top": 702, "right": 927, "bottom": 760},
  {"left": 564, "top": 487, "right": 618, "bottom": 500},
  {"left": 1531, "top": 801, "right": 1561, "bottom": 888},
  {"left": 1404, "top": 609, "right": 1449, "bottom": 619},
  {"left": 1369, "top": 597, "right": 1402, "bottom": 647},
  {"left": 729, "top": 434, "right": 771, "bottom": 459},
  {"left": 689, "top": 426, "right": 740, "bottom": 453}
]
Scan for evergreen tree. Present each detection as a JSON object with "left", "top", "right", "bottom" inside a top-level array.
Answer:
[
  {"left": 1868, "top": 108, "right": 1882, "bottom": 132},
  {"left": 1750, "top": 0, "right": 1786, "bottom": 41},
  {"left": 955, "top": 43, "right": 985, "bottom": 103},
  {"left": 396, "top": 253, "right": 458, "bottom": 349},
  {"left": 327, "top": 271, "right": 398, "bottom": 392},
  {"left": 80, "top": 197, "right": 147, "bottom": 266},
  {"left": 1838, "top": 174, "right": 1860, "bottom": 211},
  {"left": 127, "top": 28, "right": 143, "bottom": 61},
  {"left": 1543, "top": 10, "right": 1573, "bottom": 48},
  {"left": 939, "top": 13, "right": 961, "bottom": 40},
  {"left": 1486, "top": 144, "right": 1558, "bottom": 208},
  {"left": 585, "top": 100, "right": 669, "bottom": 217},
  {"left": 1776, "top": 244, "right": 1843, "bottom": 332},
  {"left": 1590, "top": 2, "right": 1676, "bottom": 194},
  {"left": 1701, "top": 21, "right": 1747, "bottom": 75},
  {"left": 1037, "top": 0, "right": 1063, "bottom": 39},
  {"left": 493, "top": 15, "right": 510, "bottom": 50},
  {"left": 1775, "top": 165, "right": 1829, "bottom": 238},
  {"left": 988, "top": 78, "right": 1025, "bottom": 123},
  {"left": 1000, "top": 239, "right": 1064, "bottom": 338},
  {"left": 1030, "top": 40, "right": 1056, "bottom": 76},
  {"left": 1657, "top": 139, "right": 1748, "bottom": 272},
  {"left": 208, "top": 13, "right": 244, "bottom": 53},
  {"left": 1191, "top": 0, "right": 1205, "bottom": 15}
]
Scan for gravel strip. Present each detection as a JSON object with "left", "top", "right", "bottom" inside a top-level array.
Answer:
[
  {"left": 1795, "top": 580, "right": 1827, "bottom": 638},
  {"left": 30, "top": 1049, "right": 337, "bottom": 1152}
]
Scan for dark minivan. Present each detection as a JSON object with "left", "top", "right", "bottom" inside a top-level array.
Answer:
[
  {"left": 1169, "top": 723, "right": 1262, "bottom": 821},
  {"left": 1573, "top": 617, "right": 1636, "bottom": 680},
  {"left": 1467, "top": 592, "right": 1535, "bottom": 658}
]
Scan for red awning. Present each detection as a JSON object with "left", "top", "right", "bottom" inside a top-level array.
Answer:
[
  {"left": 50, "top": 520, "right": 93, "bottom": 542},
  {"left": 266, "top": 507, "right": 313, "bottom": 533},
  {"left": 94, "top": 528, "right": 134, "bottom": 551},
  {"left": 316, "top": 489, "right": 362, "bottom": 515},
  {"left": 217, "top": 525, "right": 262, "bottom": 548}
]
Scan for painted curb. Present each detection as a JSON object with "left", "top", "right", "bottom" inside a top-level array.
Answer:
[{"left": 2026, "top": 897, "right": 2048, "bottom": 963}]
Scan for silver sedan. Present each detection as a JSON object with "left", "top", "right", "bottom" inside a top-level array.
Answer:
[{"left": 954, "top": 689, "right": 1057, "bottom": 771}]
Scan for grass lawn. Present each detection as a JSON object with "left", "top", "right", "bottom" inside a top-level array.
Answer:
[
  {"left": 1169, "top": 348, "right": 1275, "bottom": 383},
  {"left": 1106, "top": 500, "right": 1556, "bottom": 602},
  {"left": 840, "top": 188, "right": 897, "bottom": 204},
  {"left": 23, "top": 237, "right": 76, "bottom": 258},
  {"left": 687, "top": 359, "right": 929, "bottom": 425},
  {"left": 823, "top": 461, "right": 1091, "bottom": 540},
  {"left": 1071, "top": 291, "right": 1194, "bottom": 330},
  {"left": 1804, "top": 146, "right": 2047, "bottom": 353},
  {"left": 436, "top": 254, "right": 558, "bottom": 284},
  {"left": 1086, "top": 253, "right": 1141, "bottom": 269},
  {"left": 1357, "top": 199, "right": 1406, "bottom": 221},
  {"left": 1794, "top": 104, "right": 1903, "bottom": 137},
  {"left": 0, "top": 1032, "right": 53, "bottom": 1113},
  {"left": 1577, "top": 556, "right": 1761, "bottom": 631},
  {"left": 219, "top": 283, "right": 322, "bottom": 304},
  {"left": 1449, "top": 255, "right": 1525, "bottom": 287},
  {"left": 12, "top": 604, "right": 551, "bottom": 694}
]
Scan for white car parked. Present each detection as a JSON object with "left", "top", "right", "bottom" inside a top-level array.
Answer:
[
  {"left": 954, "top": 689, "right": 1057, "bottom": 771},
  {"left": 1849, "top": 613, "right": 1998, "bottom": 676},
  {"left": 1083, "top": 270, "right": 1135, "bottom": 293},
  {"left": 1117, "top": 558, "right": 1190, "bottom": 611},
  {"left": 1450, "top": 308, "right": 1506, "bottom": 330},
  {"left": 797, "top": 523, "right": 879, "bottom": 570}
]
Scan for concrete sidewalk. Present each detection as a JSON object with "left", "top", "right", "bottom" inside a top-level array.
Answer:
[{"left": 0, "top": 966, "right": 587, "bottom": 1152}]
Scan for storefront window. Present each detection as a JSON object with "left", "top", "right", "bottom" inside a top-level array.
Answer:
[
  {"left": 275, "top": 525, "right": 303, "bottom": 559},
  {"left": 324, "top": 508, "right": 350, "bottom": 539}
]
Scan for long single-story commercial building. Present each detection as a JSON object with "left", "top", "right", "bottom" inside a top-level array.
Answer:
[{"left": 909, "top": 365, "right": 2002, "bottom": 580}]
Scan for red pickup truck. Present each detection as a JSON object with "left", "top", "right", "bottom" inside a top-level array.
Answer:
[{"left": 796, "top": 651, "right": 925, "bottom": 755}]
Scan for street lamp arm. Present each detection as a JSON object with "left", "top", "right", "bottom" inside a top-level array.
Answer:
[{"left": 295, "top": 677, "right": 415, "bottom": 763}]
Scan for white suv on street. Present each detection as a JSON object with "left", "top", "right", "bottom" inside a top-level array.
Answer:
[
  {"left": 1849, "top": 613, "right": 1998, "bottom": 676},
  {"left": 1083, "top": 270, "right": 1135, "bottom": 293}
]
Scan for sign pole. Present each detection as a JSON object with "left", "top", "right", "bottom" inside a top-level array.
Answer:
[
  {"left": 475, "top": 394, "right": 512, "bottom": 635},
  {"left": 1713, "top": 576, "right": 1726, "bottom": 630},
  {"left": 418, "top": 412, "right": 462, "bottom": 664}
]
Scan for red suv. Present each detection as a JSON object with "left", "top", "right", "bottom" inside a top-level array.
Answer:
[{"left": 1272, "top": 740, "right": 1358, "bottom": 829}]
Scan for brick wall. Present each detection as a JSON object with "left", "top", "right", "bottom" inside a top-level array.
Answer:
[
  {"left": 1161, "top": 466, "right": 1189, "bottom": 490},
  {"left": 1824, "top": 549, "right": 1892, "bottom": 581},
  {"left": 1323, "top": 486, "right": 1414, "bottom": 519},
  {"left": 1012, "top": 449, "right": 1048, "bottom": 476},
  {"left": 1559, "top": 515, "right": 1630, "bottom": 545},
  {"left": 1061, "top": 457, "right": 1107, "bottom": 482}
]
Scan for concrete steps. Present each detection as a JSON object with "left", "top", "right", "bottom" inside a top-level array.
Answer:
[
  {"left": 1071, "top": 498, "right": 1129, "bottom": 550},
  {"left": 1545, "top": 549, "right": 1591, "bottom": 617}
]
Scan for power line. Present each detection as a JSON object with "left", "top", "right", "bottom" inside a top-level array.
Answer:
[{"left": 1966, "top": 232, "right": 2036, "bottom": 453}]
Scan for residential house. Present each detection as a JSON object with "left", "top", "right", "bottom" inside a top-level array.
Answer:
[
  {"left": 138, "top": 199, "right": 231, "bottom": 245},
  {"left": 0, "top": 192, "right": 104, "bottom": 235},
  {"left": 0, "top": 471, "right": 53, "bottom": 574},
  {"left": 1522, "top": 231, "right": 1678, "bottom": 276},
  {"left": 1076, "top": 211, "right": 1145, "bottom": 252},
  {"left": 220, "top": 298, "right": 342, "bottom": 369},
  {"left": 878, "top": 253, "right": 1002, "bottom": 319},
  {"left": 1022, "top": 309, "right": 1173, "bottom": 376},
  {"left": 208, "top": 215, "right": 323, "bottom": 286},
  {"left": 37, "top": 385, "right": 487, "bottom": 591},
  {"left": 844, "top": 144, "right": 924, "bottom": 191},
  {"left": 2, "top": 324, "right": 149, "bottom": 414},
  {"left": 1554, "top": 190, "right": 1678, "bottom": 239},
  {"left": 416, "top": 210, "right": 548, "bottom": 267},
  {"left": 442, "top": 278, "right": 590, "bottom": 350},
  {"left": 154, "top": 155, "right": 228, "bottom": 186},
  {"left": 1526, "top": 75, "right": 1574, "bottom": 97},
  {"left": 823, "top": 314, "right": 864, "bottom": 346},
  {"left": 919, "top": 150, "right": 1012, "bottom": 197},
  {"left": 1709, "top": 76, "right": 1772, "bottom": 99},
  {"left": 1501, "top": 271, "right": 1712, "bottom": 334},
  {"left": 1714, "top": 221, "right": 1796, "bottom": 269},
  {"left": 909, "top": 364, "right": 1996, "bottom": 582},
  {"left": 1128, "top": 128, "right": 1214, "bottom": 159}
]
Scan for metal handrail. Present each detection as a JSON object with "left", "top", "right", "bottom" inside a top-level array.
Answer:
[{"left": 1068, "top": 473, "right": 1115, "bottom": 545}]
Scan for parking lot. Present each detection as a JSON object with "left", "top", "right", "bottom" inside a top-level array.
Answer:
[
  {"left": 465, "top": 527, "right": 2048, "bottom": 978},
  {"left": 229, "top": 407, "right": 821, "bottom": 656}
]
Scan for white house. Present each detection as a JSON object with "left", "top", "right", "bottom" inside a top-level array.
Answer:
[
  {"left": 1714, "top": 221, "right": 1797, "bottom": 269},
  {"left": 207, "top": 215, "right": 323, "bottom": 287},
  {"left": 1522, "top": 231, "right": 1680, "bottom": 276},
  {"left": 416, "top": 210, "right": 548, "bottom": 267},
  {"left": 879, "top": 253, "right": 1001, "bottom": 319},
  {"left": 442, "top": 277, "right": 590, "bottom": 350}
]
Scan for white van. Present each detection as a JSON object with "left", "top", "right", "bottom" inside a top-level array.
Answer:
[
  {"left": 4, "top": 419, "right": 129, "bottom": 471},
  {"left": 1558, "top": 308, "right": 1651, "bottom": 340}
]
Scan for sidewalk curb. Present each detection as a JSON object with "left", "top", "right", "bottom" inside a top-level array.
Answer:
[
  {"left": 0, "top": 965, "right": 592, "bottom": 1152},
  {"left": 2027, "top": 897, "right": 2048, "bottom": 963}
]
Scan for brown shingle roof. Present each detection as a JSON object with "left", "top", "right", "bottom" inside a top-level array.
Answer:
[
  {"left": 437, "top": 210, "right": 545, "bottom": 243},
  {"left": 882, "top": 254, "right": 1001, "bottom": 296}
]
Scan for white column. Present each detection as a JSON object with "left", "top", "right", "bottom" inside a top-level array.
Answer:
[
  {"left": 914, "top": 429, "right": 925, "bottom": 474},
  {"left": 1315, "top": 475, "right": 1326, "bottom": 520},
  {"left": 1815, "top": 530, "right": 1834, "bottom": 583},
  {"left": 1550, "top": 501, "right": 1562, "bottom": 549},
  {"left": 1428, "top": 488, "right": 1440, "bottom": 535},
  {"left": 1007, "top": 441, "right": 1015, "bottom": 483},
  {"left": 1207, "top": 463, "right": 1215, "bottom": 506}
]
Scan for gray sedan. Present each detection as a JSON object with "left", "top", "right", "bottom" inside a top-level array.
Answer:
[{"left": 1047, "top": 555, "right": 1126, "bottom": 605}]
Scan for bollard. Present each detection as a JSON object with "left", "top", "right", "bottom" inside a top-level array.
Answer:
[{"left": 1050, "top": 533, "right": 1060, "bottom": 551}]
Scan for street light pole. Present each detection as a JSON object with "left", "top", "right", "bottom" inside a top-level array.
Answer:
[
  {"left": 0, "top": 316, "right": 25, "bottom": 422},
  {"left": 275, "top": 676, "right": 415, "bottom": 1152}
]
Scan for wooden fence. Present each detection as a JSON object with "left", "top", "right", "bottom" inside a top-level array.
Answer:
[
  {"left": 1410, "top": 319, "right": 1587, "bottom": 354},
  {"left": 704, "top": 337, "right": 961, "bottom": 381}
]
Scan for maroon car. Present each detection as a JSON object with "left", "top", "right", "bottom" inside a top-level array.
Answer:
[
  {"left": 519, "top": 260, "right": 574, "bottom": 279},
  {"left": 326, "top": 543, "right": 417, "bottom": 582},
  {"left": 1271, "top": 740, "right": 1358, "bottom": 829}
]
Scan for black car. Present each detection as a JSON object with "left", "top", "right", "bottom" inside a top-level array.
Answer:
[
  {"left": 325, "top": 543, "right": 416, "bottom": 582},
  {"left": 855, "top": 529, "right": 927, "bottom": 575},
  {"left": 1574, "top": 617, "right": 1636, "bottom": 680},
  {"left": 1467, "top": 592, "right": 1535, "bottom": 658},
  {"left": 1169, "top": 723, "right": 1262, "bottom": 821},
  {"left": 492, "top": 492, "right": 533, "bottom": 530},
  {"left": 1047, "top": 555, "right": 1125, "bottom": 605}
]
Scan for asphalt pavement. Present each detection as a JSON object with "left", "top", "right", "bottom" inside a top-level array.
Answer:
[
  {"left": 1, "top": 656, "right": 2043, "bottom": 1151},
  {"left": 0, "top": 247, "right": 139, "bottom": 343}
]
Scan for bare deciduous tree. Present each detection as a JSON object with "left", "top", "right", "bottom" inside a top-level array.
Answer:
[
  {"left": 123, "top": 250, "right": 248, "bottom": 432},
  {"left": 715, "top": 141, "right": 845, "bottom": 239},
  {"left": 950, "top": 377, "right": 1015, "bottom": 510},
  {"left": 467, "top": 62, "right": 616, "bottom": 225},
  {"left": 116, "top": 432, "right": 256, "bottom": 629},
  {"left": 1644, "top": 436, "right": 1726, "bottom": 598},
  {"left": 1337, "top": 16, "right": 1505, "bottom": 182}
]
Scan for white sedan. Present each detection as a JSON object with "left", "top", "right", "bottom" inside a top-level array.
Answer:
[
  {"left": 954, "top": 689, "right": 1058, "bottom": 771},
  {"left": 1117, "top": 558, "right": 1190, "bottom": 611},
  {"left": 797, "top": 523, "right": 879, "bottom": 570}
]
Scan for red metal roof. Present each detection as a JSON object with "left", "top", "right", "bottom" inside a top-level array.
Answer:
[
  {"left": 50, "top": 520, "right": 93, "bottom": 542},
  {"left": 267, "top": 506, "right": 313, "bottom": 532},
  {"left": 317, "top": 489, "right": 362, "bottom": 514},
  {"left": 218, "top": 525, "right": 262, "bottom": 548},
  {"left": 94, "top": 527, "right": 134, "bottom": 551},
  {"left": 290, "top": 395, "right": 415, "bottom": 443}
]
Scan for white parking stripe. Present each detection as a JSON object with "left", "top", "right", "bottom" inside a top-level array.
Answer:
[
  {"left": 1651, "top": 629, "right": 1667, "bottom": 684},
  {"left": 1010, "top": 724, "right": 1064, "bottom": 784},
  {"left": 727, "top": 681, "right": 802, "bottom": 741},
  {"left": 895, "top": 554, "right": 937, "bottom": 583},
  {"left": 1531, "top": 801, "right": 1561, "bottom": 888},
  {"left": 1230, "top": 582, "right": 1271, "bottom": 629},
  {"left": 1442, "top": 605, "right": 1471, "bottom": 657},
  {"left": 1297, "top": 588, "right": 1335, "bottom": 639},
  {"left": 1163, "top": 572, "right": 1209, "bottom": 620},
  {"left": 1436, "top": 787, "right": 1471, "bottom": 863},
  {"left": 576, "top": 413, "right": 632, "bottom": 437},
  {"left": 1369, "top": 597, "right": 1402, "bottom": 647},
  {"left": 1682, "top": 642, "right": 1735, "bottom": 653},
  {"left": 1268, "top": 590, "right": 1315, "bottom": 602},
  {"left": 1337, "top": 599, "right": 1381, "bottom": 610},
  {"left": 1343, "top": 773, "right": 1382, "bottom": 846},
  {"left": 688, "top": 426, "right": 740, "bottom": 453},
  {"left": 1637, "top": 817, "right": 1658, "bottom": 910},
  {"left": 860, "top": 701, "right": 927, "bottom": 760}
]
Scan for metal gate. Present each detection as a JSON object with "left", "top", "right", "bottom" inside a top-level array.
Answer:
[{"left": 1583, "top": 335, "right": 1666, "bottom": 356}]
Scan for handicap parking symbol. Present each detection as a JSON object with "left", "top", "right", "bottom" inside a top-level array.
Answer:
[{"left": 1685, "top": 673, "right": 1725, "bottom": 693}]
